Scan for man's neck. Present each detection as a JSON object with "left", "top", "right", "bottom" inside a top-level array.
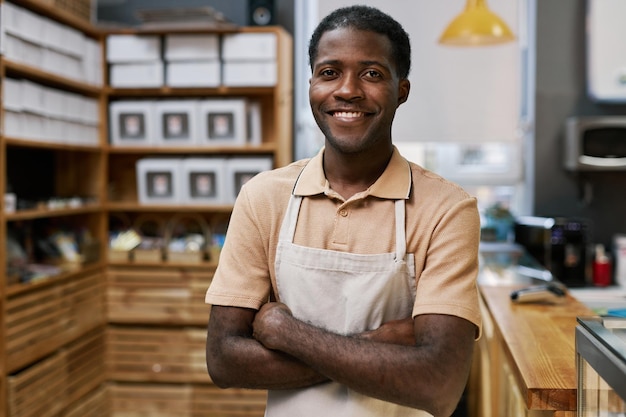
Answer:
[{"left": 323, "top": 147, "right": 393, "bottom": 200}]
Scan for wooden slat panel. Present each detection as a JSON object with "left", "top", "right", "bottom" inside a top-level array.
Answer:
[
  {"left": 109, "top": 383, "right": 192, "bottom": 417},
  {"left": 107, "top": 267, "right": 213, "bottom": 325},
  {"left": 107, "top": 326, "right": 210, "bottom": 383},
  {"left": 8, "top": 351, "right": 68, "bottom": 417},
  {"left": 6, "top": 272, "right": 106, "bottom": 372},
  {"left": 65, "top": 329, "right": 107, "bottom": 405},
  {"left": 62, "top": 386, "right": 109, "bottom": 417},
  {"left": 192, "top": 385, "right": 266, "bottom": 417}
]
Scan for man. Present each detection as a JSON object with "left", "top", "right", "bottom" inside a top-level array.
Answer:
[{"left": 205, "top": 5, "right": 481, "bottom": 417}]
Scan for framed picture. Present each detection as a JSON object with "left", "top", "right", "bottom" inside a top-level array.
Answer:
[
  {"left": 110, "top": 101, "right": 155, "bottom": 146},
  {"left": 198, "top": 99, "right": 247, "bottom": 146},
  {"left": 136, "top": 158, "right": 183, "bottom": 204},
  {"left": 180, "top": 158, "right": 226, "bottom": 205},
  {"left": 225, "top": 157, "right": 273, "bottom": 204},
  {"left": 154, "top": 100, "right": 199, "bottom": 146}
]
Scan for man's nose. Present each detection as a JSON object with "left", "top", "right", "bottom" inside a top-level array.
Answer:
[{"left": 334, "top": 74, "right": 363, "bottom": 101}]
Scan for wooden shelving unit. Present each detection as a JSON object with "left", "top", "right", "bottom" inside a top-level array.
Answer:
[{"left": 1, "top": 1, "right": 293, "bottom": 415}]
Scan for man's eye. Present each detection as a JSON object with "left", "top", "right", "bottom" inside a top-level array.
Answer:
[
  {"left": 365, "top": 70, "right": 382, "bottom": 79},
  {"left": 321, "top": 69, "right": 336, "bottom": 77}
]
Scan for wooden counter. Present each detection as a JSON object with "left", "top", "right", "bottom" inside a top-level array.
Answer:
[{"left": 467, "top": 284, "right": 595, "bottom": 417}]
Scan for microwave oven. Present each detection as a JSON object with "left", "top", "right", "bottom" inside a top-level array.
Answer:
[{"left": 564, "top": 116, "right": 626, "bottom": 171}]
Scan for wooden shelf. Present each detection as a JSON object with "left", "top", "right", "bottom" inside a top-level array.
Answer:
[
  {"left": 105, "top": 202, "right": 233, "bottom": 213},
  {"left": 105, "top": 143, "right": 276, "bottom": 154},
  {"left": 4, "top": 59, "right": 102, "bottom": 97},
  {"left": 9, "top": 0, "right": 102, "bottom": 37},
  {"left": 105, "top": 85, "right": 275, "bottom": 98},
  {"left": 4, "top": 136, "right": 102, "bottom": 152},
  {"left": 4, "top": 203, "right": 102, "bottom": 221},
  {"left": 5, "top": 262, "right": 104, "bottom": 298}
]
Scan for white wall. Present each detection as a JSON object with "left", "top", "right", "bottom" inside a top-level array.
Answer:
[{"left": 300, "top": 0, "right": 521, "bottom": 148}]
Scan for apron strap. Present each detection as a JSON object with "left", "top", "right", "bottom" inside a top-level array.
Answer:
[
  {"left": 278, "top": 194, "right": 302, "bottom": 243},
  {"left": 394, "top": 199, "right": 407, "bottom": 261}
]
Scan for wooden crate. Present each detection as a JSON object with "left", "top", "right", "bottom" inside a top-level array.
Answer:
[
  {"left": 62, "top": 386, "right": 109, "bottom": 417},
  {"left": 6, "top": 271, "right": 106, "bottom": 372},
  {"left": 109, "top": 382, "right": 193, "bottom": 417},
  {"left": 192, "top": 385, "right": 267, "bottom": 417},
  {"left": 107, "top": 266, "right": 214, "bottom": 325},
  {"left": 108, "top": 382, "right": 266, "bottom": 417},
  {"left": 8, "top": 351, "right": 68, "bottom": 417},
  {"left": 107, "top": 326, "right": 211, "bottom": 383}
]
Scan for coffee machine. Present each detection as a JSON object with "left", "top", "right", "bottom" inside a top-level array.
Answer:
[{"left": 514, "top": 216, "right": 591, "bottom": 287}]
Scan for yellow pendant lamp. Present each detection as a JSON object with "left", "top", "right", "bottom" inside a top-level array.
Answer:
[{"left": 439, "top": 0, "right": 515, "bottom": 46}]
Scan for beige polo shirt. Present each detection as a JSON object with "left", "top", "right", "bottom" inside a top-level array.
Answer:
[{"left": 205, "top": 147, "right": 481, "bottom": 331}]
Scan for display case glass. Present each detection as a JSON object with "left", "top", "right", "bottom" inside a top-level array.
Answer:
[{"left": 576, "top": 317, "right": 626, "bottom": 417}]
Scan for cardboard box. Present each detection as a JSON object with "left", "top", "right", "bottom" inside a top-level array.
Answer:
[
  {"left": 21, "top": 80, "right": 45, "bottom": 115},
  {"left": 3, "top": 110, "right": 24, "bottom": 138},
  {"left": 224, "top": 157, "right": 273, "bottom": 204},
  {"left": 3, "top": 78, "right": 22, "bottom": 111},
  {"left": 165, "top": 61, "right": 221, "bottom": 88},
  {"left": 222, "top": 32, "right": 277, "bottom": 61},
  {"left": 154, "top": 100, "right": 199, "bottom": 146},
  {"left": 106, "top": 34, "right": 161, "bottom": 63},
  {"left": 109, "top": 101, "right": 155, "bottom": 147},
  {"left": 222, "top": 61, "right": 277, "bottom": 87},
  {"left": 110, "top": 62, "right": 164, "bottom": 88},
  {"left": 180, "top": 158, "right": 227, "bottom": 205},
  {"left": 136, "top": 158, "right": 184, "bottom": 205},
  {"left": 164, "top": 34, "right": 219, "bottom": 61}
]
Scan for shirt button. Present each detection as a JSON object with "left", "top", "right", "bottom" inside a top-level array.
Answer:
[{"left": 339, "top": 209, "right": 348, "bottom": 217}]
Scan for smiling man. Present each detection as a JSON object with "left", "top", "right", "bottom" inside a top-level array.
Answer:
[{"left": 205, "top": 5, "right": 481, "bottom": 417}]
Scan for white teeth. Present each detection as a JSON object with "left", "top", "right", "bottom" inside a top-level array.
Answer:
[{"left": 334, "top": 111, "right": 363, "bottom": 118}]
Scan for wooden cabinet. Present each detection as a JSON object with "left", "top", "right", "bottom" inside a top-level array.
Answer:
[
  {"left": 1, "top": 1, "right": 107, "bottom": 415},
  {"left": 467, "top": 285, "right": 595, "bottom": 417},
  {"left": 1, "top": 1, "right": 293, "bottom": 415}
]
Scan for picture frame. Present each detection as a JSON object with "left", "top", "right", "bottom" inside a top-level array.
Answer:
[
  {"left": 180, "top": 158, "right": 226, "bottom": 205},
  {"left": 224, "top": 157, "right": 273, "bottom": 204},
  {"left": 154, "top": 100, "right": 199, "bottom": 146},
  {"left": 198, "top": 99, "right": 247, "bottom": 147},
  {"left": 136, "top": 158, "right": 183, "bottom": 204},
  {"left": 110, "top": 101, "right": 155, "bottom": 146}
]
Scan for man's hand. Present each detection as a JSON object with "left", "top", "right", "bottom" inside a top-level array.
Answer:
[
  {"left": 357, "top": 317, "right": 416, "bottom": 346},
  {"left": 252, "top": 302, "right": 293, "bottom": 350}
]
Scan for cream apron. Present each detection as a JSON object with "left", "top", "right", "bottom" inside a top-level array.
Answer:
[{"left": 266, "top": 186, "right": 432, "bottom": 417}]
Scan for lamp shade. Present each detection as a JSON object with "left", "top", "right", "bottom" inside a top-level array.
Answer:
[{"left": 439, "top": 0, "right": 515, "bottom": 46}]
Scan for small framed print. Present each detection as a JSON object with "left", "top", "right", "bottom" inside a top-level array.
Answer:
[
  {"left": 154, "top": 100, "right": 199, "bottom": 146},
  {"left": 198, "top": 99, "right": 247, "bottom": 146},
  {"left": 181, "top": 158, "right": 226, "bottom": 205},
  {"left": 110, "top": 101, "right": 155, "bottom": 146},
  {"left": 136, "top": 158, "right": 183, "bottom": 204},
  {"left": 225, "top": 157, "right": 273, "bottom": 204}
]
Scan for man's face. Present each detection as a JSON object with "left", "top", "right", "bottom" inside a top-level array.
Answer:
[{"left": 309, "top": 27, "right": 409, "bottom": 155}]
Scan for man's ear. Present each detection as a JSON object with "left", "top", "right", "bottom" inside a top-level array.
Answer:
[{"left": 397, "top": 78, "right": 410, "bottom": 105}]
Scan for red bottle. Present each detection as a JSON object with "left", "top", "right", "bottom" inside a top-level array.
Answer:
[{"left": 593, "top": 244, "right": 612, "bottom": 287}]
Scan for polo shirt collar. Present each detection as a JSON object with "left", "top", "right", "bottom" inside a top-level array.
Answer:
[{"left": 293, "top": 146, "right": 412, "bottom": 200}]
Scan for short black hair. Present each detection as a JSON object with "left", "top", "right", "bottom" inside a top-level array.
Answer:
[{"left": 308, "top": 5, "right": 411, "bottom": 79}]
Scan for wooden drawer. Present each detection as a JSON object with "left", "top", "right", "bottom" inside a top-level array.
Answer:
[
  {"left": 107, "top": 266, "right": 213, "bottom": 325},
  {"left": 66, "top": 329, "right": 107, "bottom": 406},
  {"left": 107, "top": 326, "right": 211, "bottom": 383},
  {"left": 109, "top": 382, "right": 266, "bottom": 417},
  {"left": 6, "top": 271, "right": 106, "bottom": 372}
]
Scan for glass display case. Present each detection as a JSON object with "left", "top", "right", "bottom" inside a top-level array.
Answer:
[{"left": 576, "top": 317, "right": 626, "bottom": 417}]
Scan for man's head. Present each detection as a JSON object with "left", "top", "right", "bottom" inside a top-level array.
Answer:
[{"left": 308, "top": 5, "right": 411, "bottom": 80}]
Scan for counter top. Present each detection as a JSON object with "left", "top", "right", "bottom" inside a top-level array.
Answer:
[{"left": 479, "top": 284, "right": 594, "bottom": 411}]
